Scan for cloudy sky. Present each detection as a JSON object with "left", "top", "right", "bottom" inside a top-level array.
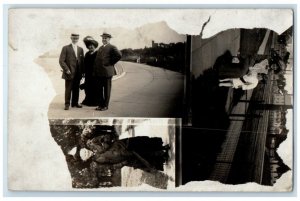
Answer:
[{"left": 9, "top": 9, "right": 292, "bottom": 57}]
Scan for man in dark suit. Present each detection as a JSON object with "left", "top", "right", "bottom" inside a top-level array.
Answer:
[
  {"left": 59, "top": 33, "right": 85, "bottom": 110},
  {"left": 93, "top": 32, "right": 122, "bottom": 111}
]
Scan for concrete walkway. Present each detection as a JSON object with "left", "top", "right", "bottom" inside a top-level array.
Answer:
[{"left": 36, "top": 58, "right": 184, "bottom": 119}]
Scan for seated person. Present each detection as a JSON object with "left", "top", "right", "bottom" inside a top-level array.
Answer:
[
  {"left": 219, "top": 58, "right": 269, "bottom": 90},
  {"left": 219, "top": 71, "right": 259, "bottom": 90}
]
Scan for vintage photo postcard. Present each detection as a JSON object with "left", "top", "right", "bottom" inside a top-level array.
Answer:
[
  {"left": 181, "top": 27, "right": 293, "bottom": 190},
  {"left": 7, "top": 8, "right": 293, "bottom": 192}
]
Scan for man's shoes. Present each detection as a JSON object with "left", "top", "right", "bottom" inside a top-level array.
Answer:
[
  {"left": 100, "top": 107, "right": 108, "bottom": 111},
  {"left": 95, "top": 106, "right": 108, "bottom": 111},
  {"left": 64, "top": 105, "right": 70, "bottom": 110},
  {"left": 95, "top": 106, "right": 102, "bottom": 111},
  {"left": 72, "top": 104, "right": 82, "bottom": 108}
]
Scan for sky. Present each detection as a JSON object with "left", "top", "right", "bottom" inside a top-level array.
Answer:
[{"left": 9, "top": 9, "right": 293, "bottom": 59}]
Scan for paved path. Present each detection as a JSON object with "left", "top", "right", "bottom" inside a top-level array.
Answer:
[
  {"left": 36, "top": 58, "right": 183, "bottom": 119},
  {"left": 209, "top": 90, "right": 253, "bottom": 182}
]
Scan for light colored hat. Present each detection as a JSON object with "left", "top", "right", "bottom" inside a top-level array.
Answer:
[{"left": 71, "top": 33, "right": 79, "bottom": 37}]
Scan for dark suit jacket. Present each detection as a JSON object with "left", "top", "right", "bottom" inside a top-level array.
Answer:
[
  {"left": 59, "top": 44, "right": 84, "bottom": 80},
  {"left": 93, "top": 44, "right": 122, "bottom": 77}
]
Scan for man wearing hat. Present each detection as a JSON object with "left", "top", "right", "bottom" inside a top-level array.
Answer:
[
  {"left": 93, "top": 32, "right": 122, "bottom": 111},
  {"left": 59, "top": 33, "right": 85, "bottom": 110}
]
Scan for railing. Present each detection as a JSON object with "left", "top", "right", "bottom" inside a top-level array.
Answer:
[
  {"left": 209, "top": 72, "right": 273, "bottom": 184},
  {"left": 112, "top": 62, "right": 125, "bottom": 81}
]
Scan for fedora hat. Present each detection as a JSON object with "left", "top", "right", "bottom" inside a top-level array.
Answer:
[
  {"left": 100, "top": 32, "right": 112, "bottom": 38},
  {"left": 83, "top": 36, "right": 99, "bottom": 48}
]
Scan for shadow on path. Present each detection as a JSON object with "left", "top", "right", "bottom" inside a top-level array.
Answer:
[{"left": 181, "top": 50, "right": 248, "bottom": 185}]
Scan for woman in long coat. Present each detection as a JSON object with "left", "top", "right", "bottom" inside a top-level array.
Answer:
[
  {"left": 86, "top": 135, "right": 170, "bottom": 172},
  {"left": 81, "top": 36, "right": 100, "bottom": 106}
]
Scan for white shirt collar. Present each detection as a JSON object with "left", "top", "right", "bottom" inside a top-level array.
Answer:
[
  {"left": 103, "top": 43, "right": 109, "bottom": 47},
  {"left": 72, "top": 43, "right": 78, "bottom": 57}
]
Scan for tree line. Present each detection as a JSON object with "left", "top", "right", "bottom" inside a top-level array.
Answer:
[{"left": 120, "top": 42, "right": 186, "bottom": 73}]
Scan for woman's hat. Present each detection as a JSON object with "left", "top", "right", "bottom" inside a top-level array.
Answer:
[{"left": 83, "top": 36, "right": 99, "bottom": 48}]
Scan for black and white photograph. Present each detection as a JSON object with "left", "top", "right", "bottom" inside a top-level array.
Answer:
[
  {"left": 181, "top": 26, "right": 293, "bottom": 187},
  {"left": 48, "top": 118, "right": 176, "bottom": 190},
  {"left": 7, "top": 8, "right": 294, "bottom": 192},
  {"left": 32, "top": 11, "right": 186, "bottom": 119}
]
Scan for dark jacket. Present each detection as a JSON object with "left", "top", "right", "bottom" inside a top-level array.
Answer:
[
  {"left": 91, "top": 137, "right": 165, "bottom": 171},
  {"left": 93, "top": 44, "right": 122, "bottom": 77},
  {"left": 59, "top": 44, "right": 84, "bottom": 80},
  {"left": 84, "top": 51, "right": 97, "bottom": 78}
]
